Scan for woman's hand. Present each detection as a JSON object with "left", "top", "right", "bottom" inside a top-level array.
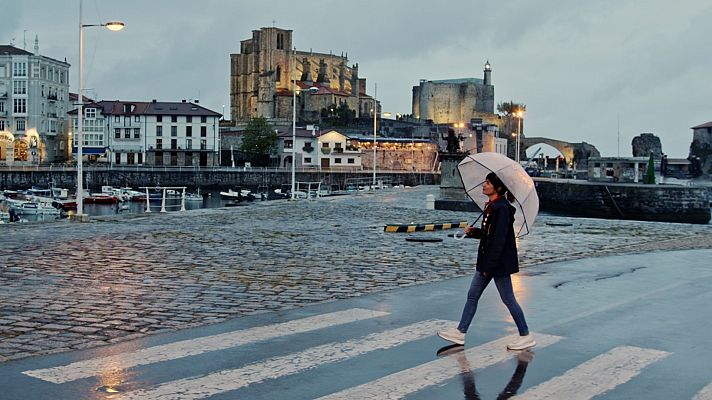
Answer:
[{"left": 464, "top": 227, "right": 483, "bottom": 239}]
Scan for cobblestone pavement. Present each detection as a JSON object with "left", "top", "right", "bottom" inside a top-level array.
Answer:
[{"left": 1, "top": 186, "right": 711, "bottom": 363}]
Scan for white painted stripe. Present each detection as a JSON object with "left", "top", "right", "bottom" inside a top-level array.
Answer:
[
  {"left": 515, "top": 346, "right": 670, "bottom": 400},
  {"left": 316, "top": 333, "right": 563, "bottom": 400},
  {"left": 23, "top": 308, "right": 388, "bottom": 384},
  {"left": 693, "top": 382, "right": 712, "bottom": 400},
  {"left": 116, "top": 319, "right": 452, "bottom": 400}
]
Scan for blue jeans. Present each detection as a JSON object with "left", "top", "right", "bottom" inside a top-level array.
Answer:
[{"left": 457, "top": 272, "right": 530, "bottom": 336}]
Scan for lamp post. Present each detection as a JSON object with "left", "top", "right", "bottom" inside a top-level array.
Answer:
[
  {"left": 290, "top": 49, "right": 317, "bottom": 199},
  {"left": 372, "top": 83, "right": 377, "bottom": 187},
  {"left": 514, "top": 109, "right": 524, "bottom": 164},
  {"left": 76, "top": 0, "right": 123, "bottom": 218}
]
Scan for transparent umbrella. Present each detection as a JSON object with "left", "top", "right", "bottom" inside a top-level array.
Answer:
[{"left": 456, "top": 152, "right": 539, "bottom": 237}]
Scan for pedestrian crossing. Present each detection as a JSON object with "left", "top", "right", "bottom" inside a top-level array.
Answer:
[
  {"left": 694, "top": 383, "right": 712, "bottom": 400},
  {"left": 17, "top": 307, "right": 712, "bottom": 400},
  {"left": 22, "top": 308, "right": 389, "bottom": 384}
]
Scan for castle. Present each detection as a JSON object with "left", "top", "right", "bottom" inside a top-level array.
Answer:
[
  {"left": 230, "top": 27, "right": 377, "bottom": 124},
  {"left": 411, "top": 61, "right": 495, "bottom": 125}
]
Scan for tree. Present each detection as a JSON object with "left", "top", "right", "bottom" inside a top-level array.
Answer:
[
  {"left": 497, "top": 101, "right": 526, "bottom": 116},
  {"left": 643, "top": 152, "right": 656, "bottom": 184},
  {"left": 240, "top": 117, "right": 278, "bottom": 156}
]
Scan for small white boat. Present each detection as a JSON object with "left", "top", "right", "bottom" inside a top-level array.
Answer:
[
  {"left": 220, "top": 189, "right": 252, "bottom": 200},
  {"left": 11, "top": 201, "right": 61, "bottom": 215}
]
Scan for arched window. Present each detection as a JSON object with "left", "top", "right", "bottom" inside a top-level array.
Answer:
[{"left": 275, "top": 66, "right": 281, "bottom": 83}]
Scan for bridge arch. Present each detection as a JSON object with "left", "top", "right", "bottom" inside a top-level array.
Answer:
[{"left": 521, "top": 137, "right": 600, "bottom": 167}]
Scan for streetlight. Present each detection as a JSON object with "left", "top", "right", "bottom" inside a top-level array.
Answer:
[
  {"left": 514, "top": 109, "right": 524, "bottom": 164},
  {"left": 372, "top": 83, "right": 377, "bottom": 187},
  {"left": 75, "top": 0, "right": 124, "bottom": 219},
  {"left": 291, "top": 49, "right": 318, "bottom": 199}
]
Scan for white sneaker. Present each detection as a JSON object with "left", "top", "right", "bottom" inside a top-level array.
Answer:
[
  {"left": 437, "top": 327, "right": 465, "bottom": 345},
  {"left": 507, "top": 334, "right": 536, "bottom": 350}
]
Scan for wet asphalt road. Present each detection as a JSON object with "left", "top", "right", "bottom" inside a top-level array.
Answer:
[
  {"left": 1, "top": 186, "right": 712, "bottom": 399},
  {"left": 1, "top": 249, "right": 711, "bottom": 399}
]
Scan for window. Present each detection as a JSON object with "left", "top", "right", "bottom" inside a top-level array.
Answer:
[
  {"left": 201, "top": 116, "right": 207, "bottom": 123},
  {"left": 276, "top": 66, "right": 281, "bottom": 83},
  {"left": 171, "top": 126, "right": 177, "bottom": 136},
  {"left": 186, "top": 116, "right": 192, "bottom": 123},
  {"left": 200, "top": 126, "right": 207, "bottom": 137},
  {"left": 277, "top": 33, "right": 284, "bottom": 49},
  {"left": 127, "top": 153, "right": 135, "bottom": 165},
  {"left": 138, "top": 153, "right": 143, "bottom": 164},
  {"left": 171, "top": 139, "right": 177, "bottom": 149},
  {"left": 0, "top": 102, "right": 4, "bottom": 112},
  {"left": 124, "top": 128, "right": 131, "bottom": 139},
  {"left": 114, "top": 115, "right": 120, "bottom": 122},
  {"left": 13, "top": 98, "right": 27, "bottom": 114},
  {"left": 200, "top": 139, "right": 206, "bottom": 150},
  {"left": 156, "top": 115, "right": 163, "bottom": 122},
  {"left": 171, "top": 115, "right": 177, "bottom": 123},
  {"left": 285, "top": 139, "right": 293, "bottom": 148},
  {"left": 134, "top": 115, "right": 140, "bottom": 122},
  {"left": 186, "top": 126, "right": 192, "bottom": 137},
  {"left": 12, "top": 80, "right": 27, "bottom": 95},
  {"left": 115, "top": 153, "right": 121, "bottom": 165},
  {"left": 13, "top": 62, "right": 27, "bottom": 77},
  {"left": 115, "top": 128, "right": 121, "bottom": 139},
  {"left": 134, "top": 128, "right": 140, "bottom": 139},
  {"left": 16, "top": 119, "right": 25, "bottom": 131},
  {"left": 155, "top": 151, "right": 163, "bottom": 165},
  {"left": 186, "top": 138, "right": 192, "bottom": 149},
  {"left": 156, "top": 126, "right": 162, "bottom": 136},
  {"left": 348, "top": 158, "right": 355, "bottom": 164},
  {"left": 335, "top": 158, "right": 342, "bottom": 164},
  {"left": 304, "top": 157, "right": 312, "bottom": 163},
  {"left": 0, "top": 121, "right": 5, "bottom": 130},
  {"left": 85, "top": 108, "right": 96, "bottom": 119},
  {"left": 156, "top": 139, "right": 163, "bottom": 149}
]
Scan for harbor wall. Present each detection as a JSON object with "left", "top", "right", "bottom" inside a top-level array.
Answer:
[
  {"left": 435, "top": 154, "right": 711, "bottom": 224},
  {"left": 0, "top": 168, "right": 439, "bottom": 191}
]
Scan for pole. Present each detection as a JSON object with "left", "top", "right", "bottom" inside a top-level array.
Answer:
[
  {"left": 372, "top": 83, "right": 377, "bottom": 186},
  {"left": 516, "top": 115, "right": 521, "bottom": 164},
  {"left": 76, "top": 0, "right": 85, "bottom": 216},
  {"left": 291, "top": 48, "right": 297, "bottom": 200}
]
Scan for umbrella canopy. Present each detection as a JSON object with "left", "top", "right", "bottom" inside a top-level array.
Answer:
[{"left": 457, "top": 152, "right": 539, "bottom": 237}]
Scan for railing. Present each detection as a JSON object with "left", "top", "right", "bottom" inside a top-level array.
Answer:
[{"left": 0, "top": 163, "right": 439, "bottom": 174}]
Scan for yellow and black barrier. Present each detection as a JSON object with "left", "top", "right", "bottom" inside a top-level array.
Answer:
[{"left": 384, "top": 221, "right": 468, "bottom": 233}]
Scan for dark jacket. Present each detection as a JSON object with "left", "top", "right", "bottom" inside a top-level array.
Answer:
[{"left": 475, "top": 197, "right": 519, "bottom": 276}]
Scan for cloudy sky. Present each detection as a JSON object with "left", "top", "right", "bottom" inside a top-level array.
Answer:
[{"left": 4, "top": 0, "right": 710, "bottom": 157}]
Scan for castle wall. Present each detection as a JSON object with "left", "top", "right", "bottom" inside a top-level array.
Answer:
[{"left": 412, "top": 80, "right": 494, "bottom": 124}]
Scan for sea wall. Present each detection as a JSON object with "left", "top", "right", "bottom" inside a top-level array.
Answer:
[
  {"left": 534, "top": 178, "right": 710, "bottom": 224},
  {"left": 0, "top": 168, "right": 439, "bottom": 191},
  {"left": 434, "top": 154, "right": 711, "bottom": 224}
]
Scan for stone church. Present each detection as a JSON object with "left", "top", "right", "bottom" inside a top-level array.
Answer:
[{"left": 230, "top": 27, "right": 376, "bottom": 124}]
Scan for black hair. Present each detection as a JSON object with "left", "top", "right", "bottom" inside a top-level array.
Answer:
[{"left": 485, "top": 172, "right": 515, "bottom": 203}]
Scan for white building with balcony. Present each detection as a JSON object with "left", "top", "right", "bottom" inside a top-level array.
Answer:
[
  {"left": 0, "top": 40, "right": 71, "bottom": 165},
  {"left": 69, "top": 99, "right": 221, "bottom": 166},
  {"left": 278, "top": 127, "right": 362, "bottom": 170}
]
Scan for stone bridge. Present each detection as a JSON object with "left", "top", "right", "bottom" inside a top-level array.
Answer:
[{"left": 522, "top": 137, "right": 600, "bottom": 167}]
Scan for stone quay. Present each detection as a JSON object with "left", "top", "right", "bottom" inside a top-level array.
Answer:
[{"left": 1, "top": 185, "right": 712, "bottom": 363}]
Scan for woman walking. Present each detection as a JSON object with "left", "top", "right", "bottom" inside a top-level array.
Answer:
[{"left": 438, "top": 172, "right": 535, "bottom": 350}]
